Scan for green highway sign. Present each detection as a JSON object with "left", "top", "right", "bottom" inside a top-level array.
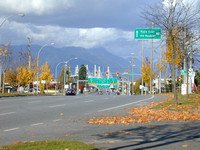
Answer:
[
  {"left": 88, "top": 78, "right": 118, "bottom": 84},
  {"left": 134, "top": 28, "right": 161, "bottom": 39},
  {"left": 181, "top": 70, "right": 187, "bottom": 75},
  {"left": 129, "top": 73, "right": 134, "bottom": 76}
]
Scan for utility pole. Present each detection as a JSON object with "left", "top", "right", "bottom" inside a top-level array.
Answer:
[
  {"left": 150, "top": 22, "right": 154, "bottom": 94},
  {"left": 128, "top": 65, "right": 130, "bottom": 95},
  {"left": 159, "top": 46, "right": 163, "bottom": 94},
  {"left": 27, "top": 37, "right": 31, "bottom": 91},
  {"left": 141, "top": 40, "right": 144, "bottom": 95},
  {"left": 122, "top": 72, "right": 125, "bottom": 95},
  {"left": 131, "top": 53, "right": 135, "bottom": 95}
]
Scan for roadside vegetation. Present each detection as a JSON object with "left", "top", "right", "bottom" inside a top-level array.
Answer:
[
  {"left": 152, "top": 93, "right": 200, "bottom": 112},
  {"left": 88, "top": 93, "right": 200, "bottom": 125},
  {"left": 0, "top": 140, "right": 99, "bottom": 150},
  {"left": 0, "top": 92, "right": 51, "bottom": 98}
]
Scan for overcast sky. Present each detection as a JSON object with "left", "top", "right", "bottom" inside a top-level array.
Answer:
[{"left": 0, "top": 0, "right": 197, "bottom": 59}]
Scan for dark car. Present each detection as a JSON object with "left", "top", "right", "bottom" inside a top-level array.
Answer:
[{"left": 65, "top": 89, "right": 76, "bottom": 95}]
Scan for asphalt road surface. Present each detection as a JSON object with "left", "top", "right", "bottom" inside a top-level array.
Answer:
[{"left": 0, "top": 94, "right": 199, "bottom": 150}]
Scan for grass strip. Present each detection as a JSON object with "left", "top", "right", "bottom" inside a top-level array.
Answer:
[
  {"left": 151, "top": 93, "right": 200, "bottom": 112},
  {"left": 0, "top": 140, "right": 99, "bottom": 150}
]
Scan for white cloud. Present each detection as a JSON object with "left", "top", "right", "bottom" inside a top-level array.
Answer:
[
  {"left": 163, "top": 0, "right": 198, "bottom": 8},
  {"left": 0, "top": 20, "right": 134, "bottom": 49},
  {"left": 0, "top": 0, "right": 73, "bottom": 15}
]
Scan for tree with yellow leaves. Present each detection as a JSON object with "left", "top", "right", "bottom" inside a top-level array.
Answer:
[
  {"left": 16, "top": 65, "right": 34, "bottom": 87},
  {"left": 39, "top": 62, "right": 54, "bottom": 93},
  {"left": 134, "top": 80, "right": 141, "bottom": 95},
  {"left": 141, "top": 0, "right": 200, "bottom": 103},
  {"left": 141, "top": 57, "right": 156, "bottom": 87},
  {"left": 5, "top": 68, "right": 17, "bottom": 88},
  {"left": 165, "top": 31, "right": 183, "bottom": 69}
]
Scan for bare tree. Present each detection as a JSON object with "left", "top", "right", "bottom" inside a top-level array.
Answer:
[
  {"left": 0, "top": 42, "right": 13, "bottom": 93},
  {"left": 142, "top": 0, "right": 200, "bottom": 103}
]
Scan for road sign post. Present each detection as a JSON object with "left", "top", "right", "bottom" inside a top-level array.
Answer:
[{"left": 134, "top": 28, "right": 161, "bottom": 94}]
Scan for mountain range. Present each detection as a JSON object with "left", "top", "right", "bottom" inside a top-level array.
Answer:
[{"left": 11, "top": 45, "right": 142, "bottom": 77}]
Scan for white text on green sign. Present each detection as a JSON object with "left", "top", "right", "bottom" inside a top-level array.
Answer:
[
  {"left": 88, "top": 78, "right": 118, "bottom": 84},
  {"left": 134, "top": 28, "right": 161, "bottom": 39}
]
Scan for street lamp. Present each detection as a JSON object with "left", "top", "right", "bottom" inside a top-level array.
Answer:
[
  {"left": 55, "top": 61, "right": 65, "bottom": 95},
  {"left": 63, "top": 57, "right": 78, "bottom": 95},
  {"left": 36, "top": 43, "right": 55, "bottom": 94},
  {"left": 0, "top": 13, "right": 25, "bottom": 27}
]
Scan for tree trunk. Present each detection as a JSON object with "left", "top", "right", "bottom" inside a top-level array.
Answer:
[
  {"left": 172, "top": 62, "right": 178, "bottom": 104},
  {"left": 2, "top": 72, "right": 5, "bottom": 94},
  {"left": 171, "top": 37, "right": 178, "bottom": 104}
]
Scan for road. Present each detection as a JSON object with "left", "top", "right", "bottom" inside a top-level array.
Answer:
[
  {"left": 0, "top": 94, "right": 155, "bottom": 133},
  {"left": 0, "top": 94, "right": 199, "bottom": 149}
]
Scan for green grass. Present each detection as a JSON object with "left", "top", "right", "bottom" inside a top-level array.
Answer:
[
  {"left": 0, "top": 140, "right": 99, "bottom": 150},
  {"left": 152, "top": 93, "right": 200, "bottom": 112},
  {"left": 0, "top": 93, "right": 28, "bottom": 97},
  {"left": 0, "top": 93, "right": 53, "bottom": 98}
]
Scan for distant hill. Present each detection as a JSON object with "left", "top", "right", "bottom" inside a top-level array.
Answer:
[{"left": 11, "top": 45, "right": 141, "bottom": 77}]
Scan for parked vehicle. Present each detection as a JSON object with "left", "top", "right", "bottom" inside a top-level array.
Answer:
[{"left": 65, "top": 89, "right": 76, "bottom": 95}]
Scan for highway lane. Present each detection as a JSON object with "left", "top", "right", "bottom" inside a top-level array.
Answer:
[
  {"left": 0, "top": 94, "right": 155, "bottom": 132},
  {"left": 1, "top": 94, "right": 200, "bottom": 150}
]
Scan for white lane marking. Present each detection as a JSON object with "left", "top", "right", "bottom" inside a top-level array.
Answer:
[
  {"left": 104, "top": 98, "right": 109, "bottom": 100},
  {"left": 53, "top": 119, "right": 63, "bottom": 122},
  {"left": 98, "top": 95, "right": 154, "bottom": 112},
  {"left": 49, "top": 104, "right": 66, "bottom": 108},
  {"left": 4, "top": 127, "right": 19, "bottom": 132},
  {"left": 31, "top": 122, "right": 44, "bottom": 126},
  {"left": 28, "top": 101, "right": 41, "bottom": 103},
  {"left": 84, "top": 100, "right": 94, "bottom": 103},
  {"left": 0, "top": 112, "right": 16, "bottom": 116}
]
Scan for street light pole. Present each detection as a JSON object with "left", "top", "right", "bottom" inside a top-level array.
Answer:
[
  {"left": 0, "top": 13, "right": 25, "bottom": 27},
  {"left": 63, "top": 57, "right": 78, "bottom": 95},
  {"left": 55, "top": 61, "right": 66, "bottom": 95},
  {"left": 36, "top": 43, "right": 54, "bottom": 94}
]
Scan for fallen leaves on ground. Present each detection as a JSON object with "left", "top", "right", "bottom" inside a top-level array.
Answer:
[
  {"left": 88, "top": 94, "right": 200, "bottom": 125},
  {"left": 14, "top": 141, "right": 21, "bottom": 144},
  {"left": 182, "top": 144, "right": 189, "bottom": 148},
  {"left": 65, "top": 134, "right": 71, "bottom": 137}
]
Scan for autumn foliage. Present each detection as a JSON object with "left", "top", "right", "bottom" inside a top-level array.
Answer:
[
  {"left": 88, "top": 94, "right": 200, "bottom": 125},
  {"left": 16, "top": 65, "right": 34, "bottom": 86},
  {"left": 140, "top": 58, "right": 151, "bottom": 87},
  {"left": 165, "top": 31, "right": 183, "bottom": 68}
]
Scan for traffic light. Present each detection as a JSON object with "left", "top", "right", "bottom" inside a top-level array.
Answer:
[
  {"left": 95, "top": 71, "right": 98, "bottom": 76},
  {"left": 106, "top": 71, "right": 108, "bottom": 76},
  {"left": 116, "top": 72, "right": 119, "bottom": 76}
]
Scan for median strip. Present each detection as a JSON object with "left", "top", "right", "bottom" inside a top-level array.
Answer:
[{"left": 98, "top": 95, "right": 154, "bottom": 112}]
